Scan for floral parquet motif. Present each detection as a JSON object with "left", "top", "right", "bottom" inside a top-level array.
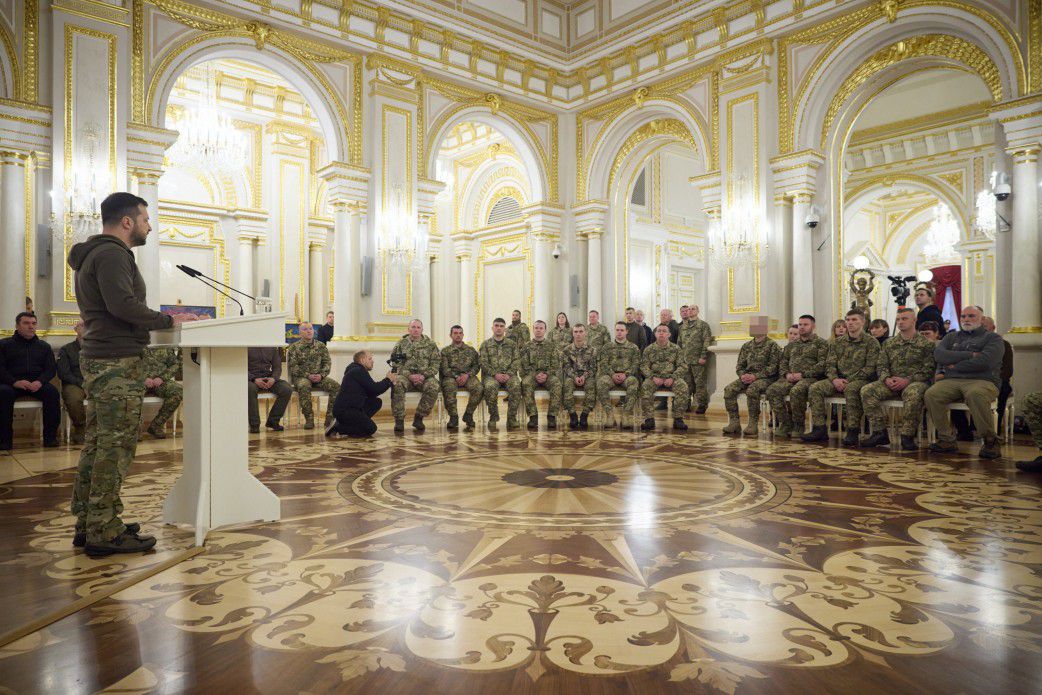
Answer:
[{"left": 1, "top": 430, "right": 1042, "bottom": 694}]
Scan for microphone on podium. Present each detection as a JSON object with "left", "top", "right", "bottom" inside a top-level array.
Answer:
[{"left": 176, "top": 264, "right": 254, "bottom": 316}]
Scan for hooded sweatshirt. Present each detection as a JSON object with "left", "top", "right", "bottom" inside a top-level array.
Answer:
[{"left": 68, "top": 234, "right": 173, "bottom": 358}]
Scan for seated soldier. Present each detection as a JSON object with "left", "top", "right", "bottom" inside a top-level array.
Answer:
[
  {"left": 440, "top": 325, "right": 483, "bottom": 431},
  {"left": 596, "top": 322, "right": 641, "bottom": 429},
  {"left": 141, "top": 346, "right": 183, "bottom": 439},
  {"left": 765, "top": 315, "right": 828, "bottom": 438},
  {"left": 924, "top": 305, "right": 1004, "bottom": 459},
  {"left": 520, "top": 320, "right": 560, "bottom": 430},
  {"left": 561, "top": 324, "right": 598, "bottom": 430},
  {"left": 639, "top": 324, "right": 689, "bottom": 432},
  {"left": 479, "top": 318, "right": 522, "bottom": 429},
  {"left": 1015, "top": 391, "right": 1042, "bottom": 473},
  {"left": 247, "top": 346, "right": 293, "bottom": 433},
  {"left": 722, "top": 316, "right": 781, "bottom": 436},
  {"left": 803, "top": 309, "right": 880, "bottom": 446},
  {"left": 287, "top": 322, "right": 340, "bottom": 430},
  {"left": 391, "top": 319, "right": 441, "bottom": 433},
  {"left": 57, "top": 319, "right": 87, "bottom": 444},
  {"left": 0, "top": 312, "right": 60, "bottom": 450},
  {"left": 860, "top": 307, "right": 935, "bottom": 451}
]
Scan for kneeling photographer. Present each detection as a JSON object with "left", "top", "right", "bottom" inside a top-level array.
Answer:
[{"left": 327, "top": 350, "right": 398, "bottom": 438}]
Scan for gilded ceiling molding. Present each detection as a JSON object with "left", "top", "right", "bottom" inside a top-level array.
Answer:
[
  {"left": 606, "top": 118, "right": 697, "bottom": 196},
  {"left": 21, "top": 0, "right": 37, "bottom": 103},
  {"left": 819, "top": 34, "right": 1004, "bottom": 149},
  {"left": 0, "top": 20, "right": 20, "bottom": 101}
]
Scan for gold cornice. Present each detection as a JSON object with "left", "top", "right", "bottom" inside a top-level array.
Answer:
[
  {"left": 21, "top": 0, "right": 37, "bottom": 102},
  {"left": 848, "top": 100, "right": 992, "bottom": 146}
]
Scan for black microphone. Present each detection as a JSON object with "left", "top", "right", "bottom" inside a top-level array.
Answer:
[
  {"left": 176, "top": 265, "right": 246, "bottom": 316},
  {"left": 176, "top": 264, "right": 256, "bottom": 300}
]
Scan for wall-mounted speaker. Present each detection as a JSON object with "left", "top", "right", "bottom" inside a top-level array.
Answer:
[
  {"left": 569, "top": 275, "right": 580, "bottom": 307},
  {"left": 262, "top": 279, "right": 271, "bottom": 297},
  {"left": 36, "top": 224, "right": 51, "bottom": 278},
  {"left": 361, "top": 256, "right": 373, "bottom": 297}
]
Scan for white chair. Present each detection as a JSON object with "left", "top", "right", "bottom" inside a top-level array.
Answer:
[
  {"left": 292, "top": 389, "right": 331, "bottom": 427},
  {"left": 606, "top": 389, "right": 641, "bottom": 431},
  {"left": 926, "top": 400, "right": 1004, "bottom": 444},
  {"left": 70, "top": 396, "right": 181, "bottom": 441},
  {"left": 881, "top": 399, "right": 928, "bottom": 444},
  {"left": 14, "top": 400, "right": 48, "bottom": 441}
]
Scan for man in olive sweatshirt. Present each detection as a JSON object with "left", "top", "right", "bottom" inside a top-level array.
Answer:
[{"left": 67, "top": 192, "right": 197, "bottom": 557}]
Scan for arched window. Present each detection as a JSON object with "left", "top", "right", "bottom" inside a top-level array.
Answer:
[{"left": 487, "top": 195, "right": 522, "bottom": 225}]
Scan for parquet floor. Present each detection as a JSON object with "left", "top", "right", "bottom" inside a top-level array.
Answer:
[{"left": 1, "top": 411, "right": 1041, "bottom": 694}]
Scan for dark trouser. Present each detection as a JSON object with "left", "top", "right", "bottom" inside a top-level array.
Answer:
[
  {"left": 997, "top": 380, "right": 1012, "bottom": 429},
  {"left": 0, "top": 383, "right": 61, "bottom": 447},
  {"left": 247, "top": 380, "right": 292, "bottom": 427},
  {"left": 62, "top": 383, "right": 87, "bottom": 433},
  {"left": 333, "top": 397, "right": 383, "bottom": 437}
]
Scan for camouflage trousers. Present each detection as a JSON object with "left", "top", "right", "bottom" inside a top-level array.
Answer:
[
  {"left": 146, "top": 381, "right": 183, "bottom": 430},
  {"left": 441, "top": 376, "right": 484, "bottom": 417},
  {"left": 72, "top": 356, "right": 145, "bottom": 543},
  {"left": 522, "top": 374, "right": 561, "bottom": 416},
  {"left": 391, "top": 375, "right": 440, "bottom": 419},
  {"left": 1023, "top": 391, "right": 1042, "bottom": 450},
  {"left": 808, "top": 379, "right": 871, "bottom": 428},
  {"left": 765, "top": 377, "right": 816, "bottom": 428},
  {"left": 292, "top": 377, "right": 340, "bottom": 420},
  {"left": 723, "top": 378, "right": 772, "bottom": 419},
  {"left": 562, "top": 378, "right": 597, "bottom": 414},
  {"left": 683, "top": 363, "right": 710, "bottom": 410},
  {"left": 861, "top": 381, "right": 929, "bottom": 437},
  {"left": 482, "top": 375, "right": 520, "bottom": 421},
  {"left": 641, "top": 378, "right": 690, "bottom": 418},
  {"left": 596, "top": 375, "right": 638, "bottom": 413}
]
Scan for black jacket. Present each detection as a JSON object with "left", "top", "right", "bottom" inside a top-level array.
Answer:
[
  {"left": 916, "top": 304, "right": 946, "bottom": 337},
  {"left": 0, "top": 334, "right": 56, "bottom": 386},
  {"left": 334, "top": 362, "right": 392, "bottom": 411},
  {"left": 641, "top": 324, "right": 654, "bottom": 347},
  {"left": 68, "top": 234, "right": 173, "bottom": 358},
  {"left": 316, "top": 324, "right": 334, "bottom": 344},
  {"left": 56, "top": 339, "right": 84, "bottom": 386}
]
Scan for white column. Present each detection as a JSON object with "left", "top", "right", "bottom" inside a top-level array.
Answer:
[
  {"left": 456, "top": 245, "right": 474, "bottom": 340},
  {"left": 428, "top": 250, "right": 439, "bottom": 339},
  {"left": 132, "top": 169, "right": 162, "bottom": 309},
  {"left": 704, "top": 209, "right": 723, "bottom": 333},
  {"left": 1009, "top": 147, "right": 1041, "bottom": 332},
  {"left": 332, "top": 203, "right": 361, "bottom": 340},
  {"left": 532, "top": 232, "right": 553, "bottom": 324},
  {"left": 1, "top": 151, "right": 26, "bottom": 329},
  {"left": 237, "top": 236, "right": 255, "bottom": 314},
  {"left": 416, "top": 215, "right": 433, "bottom": 331},
  {"left": 585, "top": 230, "right": 603, "bottom": 314},
  {"left": 309, "top": 242, "right": 324, "bottom": 322},
  {"left": 790, "top": 193, "right": 815, "bottom": 317}
]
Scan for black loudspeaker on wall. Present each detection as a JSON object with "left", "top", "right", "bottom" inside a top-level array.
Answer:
[
  {"left": 361, "top": 256, "right": 373, "bottom": 297},
  {"left": 36, "top": 224, "right": 51, "bottom": 279},
  {"left": 570, "top": 275, "right": 580, "bottom": 307}
]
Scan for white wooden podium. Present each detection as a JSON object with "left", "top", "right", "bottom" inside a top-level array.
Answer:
[{"left": 153, "top": 313, "right": 287, "bottom": 545}]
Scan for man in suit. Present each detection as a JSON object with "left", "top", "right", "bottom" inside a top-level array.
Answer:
[{"left": 327, "top": 350, "right": 397, "bottom": 438}]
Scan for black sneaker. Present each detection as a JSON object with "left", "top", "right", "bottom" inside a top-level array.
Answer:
[
  {"left": 265, "top": 420, "right": 284, "bottom": 432},
  {"left": 860, "top": 431, "right": 890, "bottom": 448},
  {"left": 527, "top": 415, "right": 538, "bottom": 430},
  {"left": 74, "top": 522, "right": 141, "bottom": 548},
  {"left": 801, "top": 426, "right": 828, "bottom": 442},
  {"left": 1015, "top": 456, "right": 1042, "bottom": 473},
  {"left": 446, "top": 415, "right": 459, "bottom": 430},
  {"left": 641, "top": 418, "right": 655, "bottom": 431},
  {"left": 85, "top": 531, "right": 157, "bottom": 557},
  {"left": 673, "top": 418, "right": 688, "bottom": 431}
]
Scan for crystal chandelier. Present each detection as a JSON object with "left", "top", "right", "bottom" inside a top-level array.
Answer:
[
  {"left": 377, "top": 184, "right": 428, "bottom": 272},
  {"left": 167, "top": 63, "right": 248, "bottom": 176},
  {"left": 52, "top": 123, "right": 104, "bottom": 244},
  {"left": 922, "top": 204, "right": 959, "bottom": 263},
  {"left": 709, "top": 173, "right": 766, "bottom": 269}
]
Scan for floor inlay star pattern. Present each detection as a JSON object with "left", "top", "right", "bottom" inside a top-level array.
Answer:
[{"left": 1, "top": 429, "right": 1041, "bottom": 694}]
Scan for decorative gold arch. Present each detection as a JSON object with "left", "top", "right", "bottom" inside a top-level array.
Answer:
[
  {"left": 482, "top": 186, "right": 526, "bottom": 226},
  {"left": 0, "top": 19, "right": 20, "bottom": 100},
  {"left": 606, "top": 118, "right": 699, "bottom": 195},
  {"left": 819, "top": 34, "right": 1003, "bottom": 148},
  {"left": 470, "top": 166, "right": 528, "bottom": 229},
  {"left": 844, "top": 173, "right": 969, "bottom": 234}
]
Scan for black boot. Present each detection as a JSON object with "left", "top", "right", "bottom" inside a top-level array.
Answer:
[
  {"left": 265, "top": 419, "right": 284, "bottom": 432},
  {"left": 579, "top": 412, "right": 589, "bottom": 430},
  {"left": 842, "top": 429, "right": 860, "bottom": 446},
  {"left": 74, "top": 522, "right": 141, "bottom": 548},
  {"left": 900, "top": 435, "right": 918, "bottom": 451},
  {"left": 641, "top": 418, "right": 655, "bottom": 431},
  {"left": 413, "top": 414, "right": 425, "bottom": 432},
  {"left": 462, "top": 412, "right": 475, "bottom": 430},
  {"left": 673, "top": 417, "right": 688, "bottom": 431},
  {"left": 801, "top": 425, "right": 828, "bottom": 442},
  {"left": 547, "top": 415, "right": 557, "bottom": 429},
  {"left": 446, "top": 415, "right": 459, "bottom": 430},
  {"left": 85, "top": 530, "right": 157, "bottom": 557},
  {"left": 1016, "top": 456, "right": 1042, "bottom": 473},
  {"left": 394, "top": 418, "right": 405, "bottom": 434},
  {"left": 527, "top": 415, "right": 538, "bottom": 430},
  {"left": 568, "top": 412, "right": 579, "bottom": 430},
  {"left": 860, "top": 430, "right": 890, "bottom": 448},
  {"left": 979, "top": 436, "right": 1001, "bottom": 460},
  {"left": 694, "top": 405, "right": 707, "bottom": 415},
  {"left": 929, "top": 439, "right": 958, "bottom": 453}
]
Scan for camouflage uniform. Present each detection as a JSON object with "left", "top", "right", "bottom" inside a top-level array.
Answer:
[
  {"left": 678, "top": 318, "right": 713, "bottom": 410},
  {"left": 520, "top": 338, "right": 561, "bottom": 416},
  {"left": 72, "top": 356, "right": 146, "bottom": 543},
  {"left": 1023, "top": 391, "right": 1042, "bottom": 450},
  {"left": 440, "top": 342, "right": 484, "bottom": 419},
  {"left": 480, "top": 337, "right": 522, "bottom": 422},
  {"left": 287, "top": 339, "right": 340, "bottom": 423},
  {"left": 808, "top": 333, "right": 880, "bottom": 426},
  {"left": 640, "top": 341, "right": 691, "bottom": 417},
  {"left": 561, "top": 343, "right": 598, "bottom": 414},
  {"left": 506, "top": 321, "right": 531, "bottom": 346},
  {"left": 723, "top": 338, "right": 781, "bottom": 420},
  {"left": 596, "top": 339, "right": 640, "bottom": 415},
  {"left": 549, "top": 326, "right": 572, "bottom": 348},
  {"left": 391, "top": 335, "right": 441, "bottom": 419},
  {"left": 765, "top": 335, "right": 829, "bottom": 432},
  {"left": 861, "top": 333, "right": 935, "bottom": 436},
  {"left": 587, "top": 323, "right": 611, "bottom": 350},
  {"left": 142, "top": 347, "right": 183, "bottom": 431}
]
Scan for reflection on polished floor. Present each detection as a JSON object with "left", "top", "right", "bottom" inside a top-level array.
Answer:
[{"left": 2, "top": 412, "right": 1042, "bottom": 694}]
